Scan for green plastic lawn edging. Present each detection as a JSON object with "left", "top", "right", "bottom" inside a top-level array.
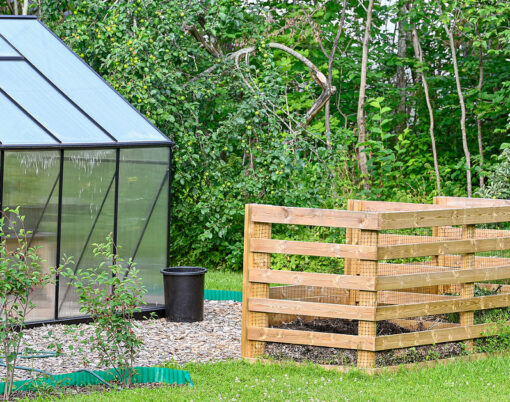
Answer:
[
  {"left": 0, "top": 367, "right": 193, "bottom": 393},
  {"left": 204, "top": 289, "right": 243, "bottom": 302}
]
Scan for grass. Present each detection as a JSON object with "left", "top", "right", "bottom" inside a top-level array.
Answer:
[
  {"left": 204, "top": 270, "right": 243, "bottom": 292},
  {"left": 43, "top": 355, "right": 510, "bottom": 401}
]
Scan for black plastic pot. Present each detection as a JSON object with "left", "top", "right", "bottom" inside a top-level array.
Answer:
[{"left": 161, "top": 267, "right": 208, "bottom": 322}]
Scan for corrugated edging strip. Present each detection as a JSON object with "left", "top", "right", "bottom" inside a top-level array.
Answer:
[
  {"left": 204, "top": 289, "right": 243, "bottom": 302},
  {"left": 0, "top": 367, "right": 193, "bottom": 393}
]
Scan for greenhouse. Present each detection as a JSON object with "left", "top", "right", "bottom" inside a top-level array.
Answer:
[{"left": 0, "top": 16, "right": 173, "bottom": 323}]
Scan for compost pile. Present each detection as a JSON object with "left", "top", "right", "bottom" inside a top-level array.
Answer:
[{"left": 266, "top": 317, "right": 464, "bottom": 367}]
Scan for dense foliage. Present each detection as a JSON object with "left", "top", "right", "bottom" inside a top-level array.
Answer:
[{"left": 7, "top": 0, "right": 510, "bottom": 270}]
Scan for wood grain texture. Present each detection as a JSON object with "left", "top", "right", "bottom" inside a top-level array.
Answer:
[
  {"left": 375, "top": 322, "right": 506, "bottom": 350},
  {"left": 249, "top": 204, "right": 381, "bottom": 229},
  {"left": 434, "top": 196, "right": 510, "bottom": 208},
  {"left": 249, "top": 269, "right": 376, "bottom": 290},
  {"left": 250, "top": 238, "right": 378, "bottom": 259},
  {"left": 375, "top": 293, "right": 510, "bottom": 321},
  {"left": 248, "top": 297, "right": 376, "bottom": 321},
  {"left": 247, "top": 327, "right": 375, "bottom": 351},
  {"left": 378, "top": 206, "right": 510, "bottom": 230}
]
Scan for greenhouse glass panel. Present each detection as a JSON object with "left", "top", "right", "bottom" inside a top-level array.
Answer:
[
  {"left": 0, "top": 91, "right": 57, "bottom": 144},
  {"left": 0, "top": 19, "right": 167, "bottom": 143},
  {"left": 3, "top": 151, "right": 60, "bottom": 322},
  {"left": 58, "top": 150, "right": 116, "bottom": 318},
  {"left": 118, "top": 147, "right": 169, "bottom": 307},
  {"left": 0, "top": 61, "right": 111, "bottom": 143},
  {"left": 0, "top": 35, "right": 18, "bottom": 56}
]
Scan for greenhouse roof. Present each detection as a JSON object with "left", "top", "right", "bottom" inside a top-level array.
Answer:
[{"left": 0, "top": 16, "right": 171, "bottom": 149}]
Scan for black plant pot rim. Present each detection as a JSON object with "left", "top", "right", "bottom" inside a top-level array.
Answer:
[{"left": 161, "top": 266, "right": 208, "bottom": 276}]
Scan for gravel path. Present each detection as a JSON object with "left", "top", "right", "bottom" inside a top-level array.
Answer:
[{"left": 1, "top": 300, "right": 241, "bottom": 381}]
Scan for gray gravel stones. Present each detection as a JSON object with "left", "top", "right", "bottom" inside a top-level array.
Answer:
[{"left": 0, "top": 300, "right": 241, "bottom": 381}]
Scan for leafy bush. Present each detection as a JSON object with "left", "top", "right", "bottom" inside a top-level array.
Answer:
[
  {"left": 0, "top": 207, "right": 60, "bottom": 400},
  {"left": 61, "top": 235, "right": 146, "bottom": 386},
  {"left": 478, "top": 145, "right": 510, "bottom": 200}
]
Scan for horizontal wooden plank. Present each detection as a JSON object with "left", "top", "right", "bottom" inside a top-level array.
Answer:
[
  {"left": 375, "top": 322, "right": 505, "bottom": 351},
  {"left": 250, "top": 239, "right": 378, "bottom": 260},
  {"left": 351, "top": 200, "right": 444, "bottom": 212},
  {"left": 249, "top": 298, "right": 376, "bottom": 321},
  {"left": 378, "top": 206, "right": 510, "bottom": 230},
  {"left": 376, "top": 293, "right": 510, "bottom": 321},
  {"left": 378, "top": 291, "right": 458, "bottom": 305},
  {"left": 247, "top": 326, "right": 375, "bottom": 350},
  {"left": 250, "top": 269, "right": 376, "bottom": 291},
  {"left": 434, "top": 196, "right": 510, "bottom": 208},
  {"left": 377, "top": 237, "right": 510, "bottom": 260},
  {"left": 376, "top": 265, "right": 510, "bottom": 291},
  {"left": 249, "top": 204, "right": 381, "bottom": 229}
]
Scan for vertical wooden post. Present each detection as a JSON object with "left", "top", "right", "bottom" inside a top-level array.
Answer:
[
  {"left": 461, "top": 224, "right": 475, "bottom": 352},
  {"left": 241, "top": 204, "right": 272, "bottom": 359},
  {"left": 357, "top": 229, "right": 378, "bottom": 369},
  {"left": 346, "top": 200, "right": 362, "bottom": 305}
]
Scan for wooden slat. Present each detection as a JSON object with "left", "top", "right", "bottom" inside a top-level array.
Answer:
[
  {"left": 378, "top": 291, "right": 459, "bottom": 305},
  {"left": 353, "top": 200, "right": 445, "bottom": 212},
  {"left": 376, "top": 293, "right": 510, "bottom": 321},
  {"left": 247, "top": 327, "right": 375, "bottom": 351},
  {"left": 248, "top": 298, "right": 376, "bottom": 321},
  {"left": 434, "top": 196, "right": 510, "bottom": 208},
  {"left": 250, "top": 269, "right": 376, "bottom": 291},
  {"left": 376, "top": 264, "right": 510, "bottom": 291},
  {"left": 250, "top": 238, "right": 378, "bottom": 260},
  {"left": 375, "top": 322, "right": 505, "bottom": 351},
  {"left": 249, "top": 204, "right": 381, "bottom": 229},
  {"left": 378, "top": 206, "right": 510, "bottom": 230},
  {"left": 377, "top": 237, "right": 510, "bottom": 259}
]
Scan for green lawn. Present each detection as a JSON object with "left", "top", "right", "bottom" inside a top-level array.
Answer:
[
  {"left": 50, "top": 355, "right": 510, "bottom": 401},
  {"left": 205, "top": 270, "right": 243, "bottom": 292}
]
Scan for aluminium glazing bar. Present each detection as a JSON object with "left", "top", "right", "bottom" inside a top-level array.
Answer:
[{"left": 54, "top": 149, "right": 64, "bottom": 320}]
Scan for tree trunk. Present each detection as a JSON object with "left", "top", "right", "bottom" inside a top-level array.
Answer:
[
  {"left": 476, "top": 30, "right": 485, "bottom": 188},
  {"left": 411, "top": 27, "right": 441, "bottom": 194},
  {"left": 356, "top": 0, "right": 375, "bottom": 191},
  {"left": 395, "top": 5, "right": 408, "bottom": 134}
]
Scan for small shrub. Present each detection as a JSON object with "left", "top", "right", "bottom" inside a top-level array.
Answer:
[
  {"left": 0, "top": 207, "right": 61, "bottom": 401},
  {"left": 61, "top": 235, "right": 146, "bottom": 387}
]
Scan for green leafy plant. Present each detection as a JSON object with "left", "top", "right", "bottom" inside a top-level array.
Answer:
[
  {"left": 61, "top": 234, "right": 146, "bottom": 387},
  {"left": 475, "top": 321, "right": 510, "bottom": 354},
  {"left": 0, "top": 207, "right": 61, "bottom": 401}
]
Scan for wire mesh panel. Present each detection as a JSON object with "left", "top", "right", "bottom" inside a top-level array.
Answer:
[{"left": 3, "top": 151, "right": 60, "bottom": 322}]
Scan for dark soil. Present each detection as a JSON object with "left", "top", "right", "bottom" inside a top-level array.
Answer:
[
  {"left": 266, "top": 317, "right": 466, "bottom": 367},
  {"left": 12, "top": 382, "right": 177, "bottom": 400}
]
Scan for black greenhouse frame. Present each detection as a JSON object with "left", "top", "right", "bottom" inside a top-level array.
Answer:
[{"left": 0, "top": 15, "right": 174, "bottom": 325}]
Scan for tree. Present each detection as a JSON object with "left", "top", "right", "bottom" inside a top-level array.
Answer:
[{"left": 356, "top": 0, "right": 376, "bottom": 191}]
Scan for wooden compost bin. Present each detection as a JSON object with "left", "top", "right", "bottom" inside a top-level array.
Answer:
[{"left": 241, "top": 196, "right": 510, "bottom": 370}]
